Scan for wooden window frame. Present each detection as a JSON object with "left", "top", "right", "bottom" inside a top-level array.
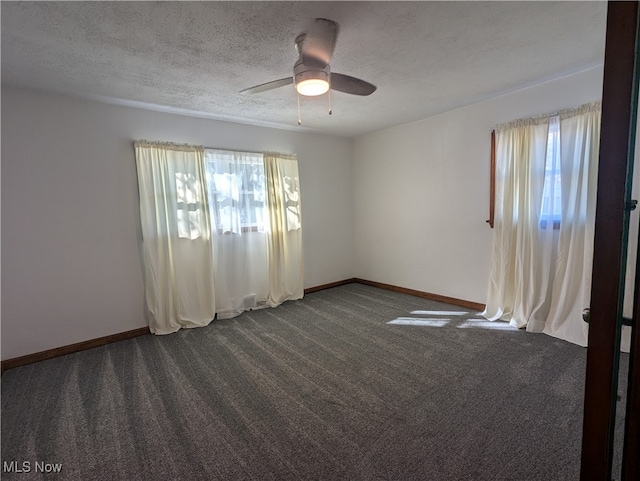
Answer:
[{"left": 486, "top": 130, "right": 495, "bottom": 228}]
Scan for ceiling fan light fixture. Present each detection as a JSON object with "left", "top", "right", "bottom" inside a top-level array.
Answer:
[
  {"left": 296, "top": 78, "right": 330, "bottom": 96},
  {"left": 294, "top": 67, "right": 330, "bottom": 96}
]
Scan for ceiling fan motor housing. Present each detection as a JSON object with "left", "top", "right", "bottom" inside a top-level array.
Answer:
[{"left": 293, "top": 57, "right": 331, "bottom": 87}]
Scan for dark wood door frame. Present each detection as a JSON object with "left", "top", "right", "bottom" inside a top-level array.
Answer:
[
  {"left": 625, "top": 221, "right": 640, "bottom": 479},
  {"left": 581, "top": 2, "right": 640, "bottom": 480}
]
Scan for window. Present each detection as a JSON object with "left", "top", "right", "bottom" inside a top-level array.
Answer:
[
  {"left": 204, "top": 150, "right": 267, "bottom": 234},
  {"left": 487, "top": 116, "right": 562, "bottom": 229},
  {"left": 174, "top": 150, "right": 267, "bottom": 238},
  {"left": 540, "top": 116, "right": 561, "bottom": 228}
]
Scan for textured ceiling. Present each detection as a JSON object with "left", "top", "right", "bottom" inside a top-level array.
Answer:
[{"left": 1, "top": 1, "right": 607, "bottom": 138}]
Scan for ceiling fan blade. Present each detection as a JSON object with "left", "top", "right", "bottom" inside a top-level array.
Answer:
[
  {"left": 330, "top": 73, "right": 377, "bottom": 96},
  {"left": 240, "top": 77, "right": 294, "bottom": 94},
  {"left": 301, "top": 18, "right": 339, "bottom": 65}
]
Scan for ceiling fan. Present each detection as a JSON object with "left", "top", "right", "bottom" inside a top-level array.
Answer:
[{"left": 240, "top": 18, "right": 376, "bottom": 106}]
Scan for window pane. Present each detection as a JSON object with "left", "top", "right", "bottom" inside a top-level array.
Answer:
[
  {"left": 175, "top": 172, "right": 203, "bottom": 239},
  {"left": 204, "top": 150, "right": 266, "bottom": 234},
  {"left": 541, "top": 116, "right": 561, "bottom": 226}
]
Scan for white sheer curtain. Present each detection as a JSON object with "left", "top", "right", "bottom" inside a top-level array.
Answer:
[
  {"left": 205, "top": 150, "right": 270, "bottom": 319},
  {"left": 134, "top": 141, "right": 216, "bottom": 334},
  {"left": 483, "top": 102, "right": 601, "bottom": 346},
  {"left": 265, "top": 153, "right": 304, "bottom": 306}
]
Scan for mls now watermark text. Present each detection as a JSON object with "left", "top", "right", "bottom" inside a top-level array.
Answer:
[{"left": 3, "top": 461, "right": 63, "bottom": 474}]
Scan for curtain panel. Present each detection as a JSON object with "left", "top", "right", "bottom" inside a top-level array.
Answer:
[
  {"left": 265, "top": 152, "right": 304, "bottom": 305},
  {"left": 134, "top": 141, "right": 216, "bottom": 334},
  {"left": 205, "top": 149, "right": 270, "bottom": 319},
  {"left": 483, "top": 102, "right": 601, "bottom": 347},
  {"left": 483, "top": 115, "right": 551, "bottom": 332},
  {"left": 544, "top": 103, "right": 601, "bottom": 345}
]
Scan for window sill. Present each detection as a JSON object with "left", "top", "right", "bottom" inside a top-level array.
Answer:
[
  {"left": 539, "top": 220, "right": 561, "bottom": 230},
  {"left": 216, "top": 226, "right": 264, "bottom": 235}
]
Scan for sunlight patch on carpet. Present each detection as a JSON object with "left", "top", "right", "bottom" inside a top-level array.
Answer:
[
  {"left": 387, "top": 318, "right": 449, "bottom": 327},
  {"left": 457, "top": 319, "right": 517, "bottom": 330},
  {"left": 410, "top": 310, "right": 468, "bottom": 316}
]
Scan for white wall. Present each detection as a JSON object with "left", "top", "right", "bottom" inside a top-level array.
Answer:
[
  {"left": 353, "top": 66, "right": 605, "bottom": 305},
  {"left": 1, "top": 87, "right": 354, "bottom": 360},
  {"left": 5, "top": 65, "right": 631, "bottom": 360}
]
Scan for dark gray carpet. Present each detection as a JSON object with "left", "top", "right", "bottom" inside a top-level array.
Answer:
[{"left": 1, "top": 284, "right": 628, "bottom": 480}]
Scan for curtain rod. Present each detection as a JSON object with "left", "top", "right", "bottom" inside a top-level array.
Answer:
[
  {"left": 204, "top": 146, "right": 263, "bottom": 156},
  {"left": 135, "top": 140, "right": 295, "bottom": 158},
  {"left": 204, "top": 147, "right": 297, "bottom": 159}
]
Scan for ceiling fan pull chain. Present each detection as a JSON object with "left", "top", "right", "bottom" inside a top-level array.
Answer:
[
  {"left": 297, "top": 91, "right": 302, "bottom": 125},
  {"left": 328, "top": 88, "right": 332, "bottom": 115}
]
